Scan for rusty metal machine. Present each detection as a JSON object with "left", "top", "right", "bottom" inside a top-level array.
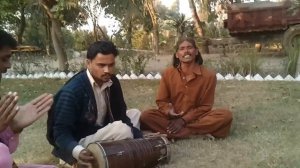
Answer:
[{"left": 224, "top": 0, "right": 300, "bottom": 49}]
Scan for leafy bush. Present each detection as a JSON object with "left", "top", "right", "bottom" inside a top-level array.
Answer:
[
  {"left": 215, "top": 49, "right": 262, "bottom": 76},
  {"left": 117, "top": 49, "right": 152, "bottom": 75},
  {"left": 73, "top": 30, "right": 95, "bottom": 51},
  {"left": 132, "top": 30, "right": 150, "bottom": 50}
]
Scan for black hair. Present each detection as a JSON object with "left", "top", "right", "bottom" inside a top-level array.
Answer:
[
  {"left": 87, "top": 40, "right": 119, "bottom": 60},
  {"left": 172, "top": 37, "right": 203, "bottom": 67},
  {"left": 0, "top": 29, "right": 17, "bottom": 49}
]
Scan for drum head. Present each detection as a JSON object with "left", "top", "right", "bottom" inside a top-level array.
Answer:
[{"left": 87, "top": 142, "right": 108, "bottom": 168}]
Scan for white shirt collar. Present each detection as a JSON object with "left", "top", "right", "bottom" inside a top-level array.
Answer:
[{"left": 86, "top": 69, "right": 112, "bottom": 90}]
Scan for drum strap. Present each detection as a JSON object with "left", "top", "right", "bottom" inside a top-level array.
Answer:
[{"left": 105, "top": 87, "right": 115, "bottom": 122}]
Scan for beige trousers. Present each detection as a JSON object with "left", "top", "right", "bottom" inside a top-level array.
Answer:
[{"left": 79, "top": 108, "right": 141, "bottom": 147}]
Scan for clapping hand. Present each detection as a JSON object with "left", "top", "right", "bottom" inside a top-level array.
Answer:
[
  {"left": 0, "top": 92, "right": 19, "bottom": 132},
  {"left": 10, "top": 93, "right": 53, "bottom": 133}
]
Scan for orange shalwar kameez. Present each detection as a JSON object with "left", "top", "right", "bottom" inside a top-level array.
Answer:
[{"left": 140, "top": 65, "right": 232, "bottom": 138}]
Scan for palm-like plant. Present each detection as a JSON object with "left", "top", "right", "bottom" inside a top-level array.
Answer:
[{"left": 165, "top": 13, "right": 193, "bottom": 46}]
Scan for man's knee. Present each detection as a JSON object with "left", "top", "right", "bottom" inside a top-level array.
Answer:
[
  {"left": 127, "top": 109, "right": 141, "bottom": 129},
  {"left": 140, "top": 110, "right": 152, "bottom": 121},
  {"left": 127, "top": 108, "right": 141, "bottom": 118},
  {"left": 111, "top": 121, "right": 133, "bottom": 140},
  {"left": 0, "top": 143, "right": 13, "bottom": 168},
  {"left": 140, "top": 109, "right": 161, "bottom": 123},
  {"left": 213, "top": 109, "right": 233, "bottom": 123},
  {"left": 222, "top": 110, "right": 233, "bottom": 123}
]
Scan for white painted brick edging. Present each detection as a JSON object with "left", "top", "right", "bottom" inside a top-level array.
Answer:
[{"left": 2, "top": 72, "right": 300, "bottom": 82}]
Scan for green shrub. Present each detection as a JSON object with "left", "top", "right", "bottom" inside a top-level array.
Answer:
[
  {"left": 215, "top": 49, "right": 262, "bottom": 76},
  {"left": 239, "top": 50, "right": 262, "bottom": 75},
  {"left": 117, "top": 49, "right": 151, "bottom": 75}
]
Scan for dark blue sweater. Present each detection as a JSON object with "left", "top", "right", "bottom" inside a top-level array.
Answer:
[{"left": 47, "top": 70, "right": 142, "bottom": 164}]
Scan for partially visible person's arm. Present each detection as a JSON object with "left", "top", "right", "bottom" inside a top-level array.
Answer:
[
  {"left": 0, "top": 93, "right": 19, "bottom": 132},
  {"left": 0, "top": 127, "right": 19, "bottom": 153}
]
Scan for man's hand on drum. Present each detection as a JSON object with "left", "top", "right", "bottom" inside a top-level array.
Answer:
[
  {"left": 167, "top": 118, "right": 186, "bottom": 134},
  {"left": 77, "top": 149, "right": 95, "bottom": 168},
  {"left": 0, "top": 92, "right": 19, "bottom": 132}
]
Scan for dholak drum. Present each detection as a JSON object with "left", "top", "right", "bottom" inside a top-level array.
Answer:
[{"left": 87, "top": 136, "right": 170, "bottom": 168}]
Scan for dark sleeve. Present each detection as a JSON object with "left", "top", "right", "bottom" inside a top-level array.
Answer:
[
  {"left": 111, "top": 77, "right": 143, "bottom": 138},
  {"left": 131, "top": 127, "right": 143, "bottom": 138},
  {"left": 53, "top": 90, "right": 79, "bottom": 157}
]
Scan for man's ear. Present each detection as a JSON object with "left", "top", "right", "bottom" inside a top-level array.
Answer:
[
  {"left": 85, "top": 59, "right": 91, "bottom": 69},
  {"left": 85, "top": 59, "right": 90, "bottom": 66}
]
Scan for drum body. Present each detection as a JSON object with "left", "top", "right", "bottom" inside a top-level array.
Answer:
[{"left": 87, "top": 136, "right": 170, "bottom": 168}]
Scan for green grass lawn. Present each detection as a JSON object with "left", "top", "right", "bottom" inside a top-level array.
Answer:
[{"left": 1, "top": 79, "right": 300, "bottom": 168}]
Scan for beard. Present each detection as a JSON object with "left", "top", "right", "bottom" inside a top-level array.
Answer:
[{"left": 102, "top": 73, "right": 112, "bottom": 81}]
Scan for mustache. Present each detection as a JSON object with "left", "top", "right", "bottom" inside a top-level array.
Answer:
[{"left": 103, "top": 73, "right": 112, "bottom": 76}]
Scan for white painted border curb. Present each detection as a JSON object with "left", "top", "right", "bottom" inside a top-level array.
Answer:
[{"left": 2, "top": 72, "right": 300, "bottom": 81}]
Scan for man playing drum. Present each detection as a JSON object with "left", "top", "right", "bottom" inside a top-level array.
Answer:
[
  {"left": 140, "top": 37, "right": 233, "bottom": 140},
  {"left": 47, "top": 40, "right": 143, "bottom": 167}
]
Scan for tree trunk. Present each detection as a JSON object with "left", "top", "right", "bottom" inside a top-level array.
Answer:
[
  {"left": 93, "top": 19, "right": 98, "bottom": 41},
  {"left": 199, "top": 0, "right": 210, "bottom": 22},
  {"left": 145, "top": 0, "right": 159, "bottom": 55},
  {"left": 39, "top": 0, "right": 68, "bottom": 70},
  {"left": 174, "top": 28, "right": 183, "bottom": 48},
  {"left": 125, "top": 19, "right": 133, "bottom": 49},
  {"left": 97, "top": 25, "right": 109, "bottom": 40},
  {"left": 51, "top": 19, "right": 69, "bottom": 72},
  {"left": 296, "top": 53, "right": 300, "bottom": 76},
  {"left": 188, "top": 0, "right": 205, "bottom": 37},
  {"left": 45, "top": 19, "right": 51, "bottom": 55},
  {"left": 17, "top": 6, "right": 26, "bottom": 44},
  {"left": 152, "top": 22, "right": 159, "bottom": 56},
  {"left": 43, "top": 18, "right": 52, "bottom": 56}
]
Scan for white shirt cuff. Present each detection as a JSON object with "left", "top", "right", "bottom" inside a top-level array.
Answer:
[{"left": 72, "top": 145, "right": 85, "bottom": 160}]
